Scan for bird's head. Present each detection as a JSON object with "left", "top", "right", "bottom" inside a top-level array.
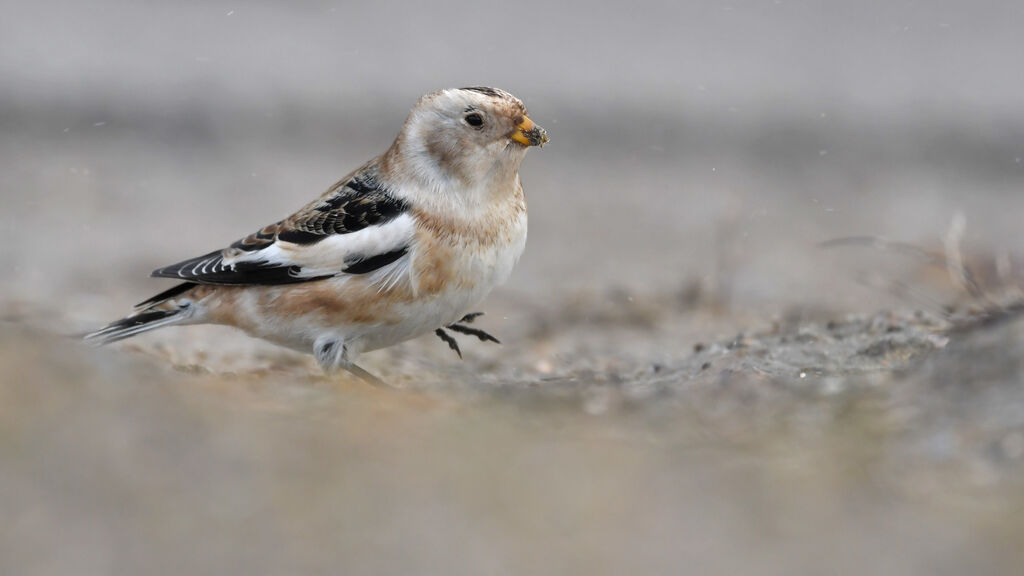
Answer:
[{"left": 384, "top": 87, "right": 547, "bottom": 207}]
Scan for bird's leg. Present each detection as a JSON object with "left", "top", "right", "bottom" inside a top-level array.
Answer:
[
  {"left": 446, "top": 323, "right": 500, "bottom": 344},
  {"left": 314, "top": 336, "right": 389, "bottom": 386},
  {"left": 434, "top": 328, "right": 462, "bottom": 359},
  {"left": 340, "top": 362, "right": 389, "bottom": 387}
]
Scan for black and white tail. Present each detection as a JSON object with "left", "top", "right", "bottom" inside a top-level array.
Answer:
[{"left": 83, "top": 282, "right": 197, "bottom": 345}]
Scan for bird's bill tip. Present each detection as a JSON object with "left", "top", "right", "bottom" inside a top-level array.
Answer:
[{"left": 510, "top": 115, "right": 549, "bottom": 147}]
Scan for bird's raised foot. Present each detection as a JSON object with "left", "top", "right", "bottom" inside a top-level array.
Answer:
[
  {"left": 434, "top": 328, "right": 462, "bottom": 359},
  {"left": 446, "top": 323, "right": 500, "bottom": 344},
  {"left": 456, "top": 312, "right": 485, "bottom": 324},
  {"left": 434, "top": 314, "right": 501, "bottom": 359}
]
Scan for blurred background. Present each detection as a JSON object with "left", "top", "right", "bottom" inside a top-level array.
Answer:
[{"left": 2, "top": 1, "right": 1024, "bottom": 574}]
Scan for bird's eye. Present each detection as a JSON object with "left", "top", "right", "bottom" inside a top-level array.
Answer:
[{"left": 464, "top": 113, "right": 484, "bottom": 128}]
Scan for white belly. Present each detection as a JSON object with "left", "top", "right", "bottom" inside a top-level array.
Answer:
[{"left": 352, "top": 212, "right": 527, "bottom": 354}]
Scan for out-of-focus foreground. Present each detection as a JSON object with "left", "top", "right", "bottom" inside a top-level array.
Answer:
[{"left": 3, "top": 1, "right": 1024, "bottom": 574}]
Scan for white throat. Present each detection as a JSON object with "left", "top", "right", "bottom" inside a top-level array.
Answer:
[{"left": 383, "top": 116, "right": 527, "bottom": 216}]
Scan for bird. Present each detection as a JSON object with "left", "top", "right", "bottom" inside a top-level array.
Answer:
[{"left": 84, "top": 87, "right": 548, "bottom": 383}]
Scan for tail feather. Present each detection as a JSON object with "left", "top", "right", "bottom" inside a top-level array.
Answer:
[
  {"left": 83, "top": 308, "right": 188, "bottom": 346},
  {"left": 135, "top": 281, "right": 197, "bottom": 310},
  {"left": 84, "top": 282, "right": 200, "bottom": 345}
]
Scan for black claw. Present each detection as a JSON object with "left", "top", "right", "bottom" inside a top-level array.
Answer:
[
  {"left": 457, "top": 312, "right": 484, "bottom": 324},
  {"left": 434, "top": 328, "right": 462, "bottom": 359},
  {"left": 446, "top": 323, "right": 501, "bottom": 344}
]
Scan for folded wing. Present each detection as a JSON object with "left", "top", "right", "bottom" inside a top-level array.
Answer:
[{"left": 151, "top": 165, "right": 414, "bottom": 286}]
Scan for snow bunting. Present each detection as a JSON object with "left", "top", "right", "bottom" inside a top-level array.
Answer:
[{"left": 85, "top": 87, "right": 547, "bottom": 383}]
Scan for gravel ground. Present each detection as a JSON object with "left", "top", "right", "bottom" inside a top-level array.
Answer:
[{"left": 3, "top": 290, "right": 1024, "bottom": 575}]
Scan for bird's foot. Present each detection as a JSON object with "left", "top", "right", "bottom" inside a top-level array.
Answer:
[
  {"left": 446, "top": 323, "right": 500, "bottom": 344},
  {"left": 314, "top": 335, "right": 390, "bottom": 386},
  {"left": 435, "top": 328, "right": 462, "bottom": 359},
  {"left": 455, "top": 312, "right": 485, "bottom": 324},
  {"left": 434, "top": 313, "right": 501, "bottom": 359}
]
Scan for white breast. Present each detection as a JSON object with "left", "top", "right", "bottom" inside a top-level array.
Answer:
[{"left": 353, "top": 209, "right": 527, "bottom": 354}]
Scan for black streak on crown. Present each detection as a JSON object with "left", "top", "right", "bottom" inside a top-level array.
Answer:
[{"left": 460, "top": 86, "right": 502, "bottom": 98}]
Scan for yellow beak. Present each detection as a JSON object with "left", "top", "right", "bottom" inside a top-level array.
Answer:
[{"left": 510, "top": 115, "right": 549, "bottom": 147}]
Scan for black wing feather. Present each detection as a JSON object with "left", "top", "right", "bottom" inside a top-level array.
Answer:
[
  {"left": 343, "top": 248, "right": 408, "bottom": 275},
  {"left": 135, "top": 281, "right": 197, "bottom": 309},
  {"left": 151, "top": 165, "right": 409, "bottom": 286},
  {"left": 150, "top": 249, "right": 333, "bottom": 285}
]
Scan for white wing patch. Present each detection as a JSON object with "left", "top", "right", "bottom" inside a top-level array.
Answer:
[{"left": 222, "top": 213, "right": 416, "bottom": 280}]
